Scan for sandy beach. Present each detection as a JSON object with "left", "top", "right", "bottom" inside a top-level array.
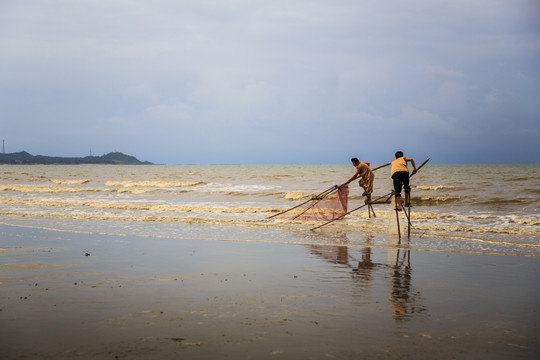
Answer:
[
  {"left": 1, "top": 222, "right": 539, "bottom": 359},
  {"left": 2, "top": 0, "right": 539, "bottom": 356}
]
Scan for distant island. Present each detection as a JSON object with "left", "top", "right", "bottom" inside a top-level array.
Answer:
[{"left": 0, "top": 151, "right": 153, "bottom": 165}]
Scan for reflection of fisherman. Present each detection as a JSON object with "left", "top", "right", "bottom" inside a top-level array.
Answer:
[
  {"left": 390, "top": 248, "right": 413, "bottom": 320},
  {"left": 351, "top": 241, "right": 426, "bottom": 321},
  {"left": 343, "top": 157, "right": 374, "bottom": 203},
  {"left": 391, "top": 151, "right": 417, "bottom": 211}
]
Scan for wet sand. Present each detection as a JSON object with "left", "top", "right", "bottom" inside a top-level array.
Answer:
[{"left": 1, "top": 223, "right": 539, "bottom": 359}]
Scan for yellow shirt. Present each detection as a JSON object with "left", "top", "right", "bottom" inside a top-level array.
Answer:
[{"left": 391, "top": 157, "right": 408, "bottom": 176}]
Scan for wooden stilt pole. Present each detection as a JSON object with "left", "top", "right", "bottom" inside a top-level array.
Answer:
[
  {"left": 369, "top": 204, "right": 376, "bottom": 218},
  {"left": 398, "top": 157, "right": 429, "bottom": 237},
  {"left": 407, "top": 205, "right": 411, "bottom": 238},
  {"left": 272, "top": 163, "right": 394, "bottom": 221},
  {"left": 393, "top": 189, "right": 400, "bottom": 239},
  {"left": 395, "top": 207, "right": 401, "bottom": 239},
  {"left": 311, "top": 158, "right": 430, "bottom": 231},
  {"left": 400, "top": 202, "right": 411, "bottom": 237}
]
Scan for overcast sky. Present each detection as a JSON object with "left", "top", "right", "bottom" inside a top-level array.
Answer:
[{"left": 1, "top": 0, "right": 539, "bottom": 164}]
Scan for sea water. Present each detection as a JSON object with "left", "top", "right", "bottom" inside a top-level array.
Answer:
[{"left": 0, "top": 163, "right": 539, "bottom": 256}]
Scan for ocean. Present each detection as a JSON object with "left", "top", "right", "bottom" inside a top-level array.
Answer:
[{"left": 1, "top": 163, "right": 539, "bottom": 256}]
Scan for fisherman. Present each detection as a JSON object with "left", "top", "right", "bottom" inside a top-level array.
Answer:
[
  {"left": 391, "top": 151, "right": 417, "bottom": 211},
  {"left": 343, "top": 157, "right": 375, "bottom": 203}
]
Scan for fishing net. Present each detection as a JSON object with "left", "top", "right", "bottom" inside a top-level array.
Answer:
[{"left": 276, "top": 185, "right": 349, "bottom": 222}]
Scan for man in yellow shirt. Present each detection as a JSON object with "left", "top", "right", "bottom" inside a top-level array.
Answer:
[
  {"left": 391, "top": 151, "right": 417, "bottom": 210},
  {"left": 344, "top": 157, "right": 375, "bottom": 203}
]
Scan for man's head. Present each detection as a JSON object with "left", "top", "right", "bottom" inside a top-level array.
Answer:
[
  {"left": 351, "top": 157, "right": 359, "bottom": 166},
  {"left": 395, "top": 151, "right": 404, "bottom": 159}
]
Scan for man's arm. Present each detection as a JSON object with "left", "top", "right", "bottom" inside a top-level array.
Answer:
[
  {"left": 405, "top": 157, "right": 417, "bottom": 174},
  {"left": 344, "top": 167, "right": 360, "bottom": 185}
]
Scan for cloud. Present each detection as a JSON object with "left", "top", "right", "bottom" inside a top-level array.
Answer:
[
  {"left": 426, "top": 65, "right": 466, "bottom": 78},
  {"left": 396, "top": 107, "right": 455, "bottom": 133},
  {"left": 145, "top": 103, "right": 194, "bottom": 122},
  {"left": 0, "top": 0, "right": 539, "bottom": 164}
]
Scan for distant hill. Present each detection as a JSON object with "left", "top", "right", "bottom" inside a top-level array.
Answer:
[{"left": 0, "top": 151, "right": 153, "bottom": 165}]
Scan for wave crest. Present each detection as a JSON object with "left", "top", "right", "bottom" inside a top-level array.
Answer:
[
  {"left": 51, "top": 179, "right": 90, "bottom": 185},
  {"left": 413, "top": 196, "right": 461, "bottom": 203},
  {"left": 416, "top": 185, "right": 456, "bottom": 191},
  {"left": 0, "top": 184, "right": 155, "bottom": 194},
  {"left": 105, "top": 181, "right": 203, "bottom": 187},
  {"left": 285, "top": 192, "right": 315, "bottom": 201}
]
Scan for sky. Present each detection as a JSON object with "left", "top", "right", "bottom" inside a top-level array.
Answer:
[{"left": 1, "top": 0, "right": 539, "bottom": 164}]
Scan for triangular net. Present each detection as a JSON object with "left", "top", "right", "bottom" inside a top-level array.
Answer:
[{"left": 277, "top": 185, "right": 349, "bottom": 222}]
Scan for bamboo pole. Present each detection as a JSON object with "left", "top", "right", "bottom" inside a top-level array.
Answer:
[
  {"left": 311, "top": 158, "right": 430, "bottom": 231},
  {"left": 295, "top": 162, "right": 391, "bottom": 219},
  {"left": 374, "top": 192, "right": 395, "bottom": 205},
  {"left": 410, "top": 158, "right": 430, "bottom": 178},
  {"left": 292, "top": 186, "right": 341, "bottom": 220},
  {"left": 368, "top": 204, "right": 376, "bottom": 218},
  {"left": 272, "top": 162, "right": 392, "bottom": 221},
  {"left": 360, "top": 162, "right": 391, "bottom": 175},
  {"left": 401, "top": 202, "right": 411, "bottom": 221},
  {"left": 400, "top": 157, "right": 429, "bottom": 237},
  {"left": 407, "top": 206, "right": 411, "bottom": 238},
  {"left": 311, "top": 191, "right": 393, "bottom": 230},
  {"left": 395, "top": 208, "right": 401, "bottom": 238},
  {"left": 267, "top": 185, "right": 337, "bottom": 219}
]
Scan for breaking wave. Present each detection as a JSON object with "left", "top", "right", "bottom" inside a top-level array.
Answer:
[
  {"left": 51, "top": 179, "right": 90, "bottom": 185},
  {"left": 0, "top": 184, "right": 157, "bottom": 194},
  {"left": 1, "top": 197, "right": 538, "bottom": 236},
  {"left": 416, "top": 185, "right": 456, "bottom": 191},
  {"left": 285, "top": 192, "right": 315, "bottom": 201},
  {"left": 347, "top": 195, "right": 460, "bottom": 204},
  {"left": 511, "top": 216, "right": 540, "bottom": 226},
  {"left": 0, "top": 198, "right": 274, "bottom": 214},
  {"left": 413, "top": 196, "right": 461, "bottom": 203},
  {"left": 1, "top": 163, "right": 539, "bottom": 256},
  {"left": 105, "top": 181, "right": 203, "bottom": 187}
]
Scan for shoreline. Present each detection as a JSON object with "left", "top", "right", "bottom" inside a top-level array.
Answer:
[
  {"left": 1, "top": 216, "right": 539, "bottom": 258},
  {"left": 1, "top": 223, "right": 539, "bottom": 359}
]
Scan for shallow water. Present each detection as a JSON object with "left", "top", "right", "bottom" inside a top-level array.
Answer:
[{"left": 1, "top": 163, "right": 539, "bottom": 256}]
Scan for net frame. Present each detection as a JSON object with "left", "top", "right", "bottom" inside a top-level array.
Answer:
[{"left": 278, "top": 185, "right": 349, "bottom": 222}]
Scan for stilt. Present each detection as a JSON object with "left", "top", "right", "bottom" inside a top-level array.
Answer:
[
  {"left": 367, "top": 201, "right": 376, "bottom": 218},
  {"left": 395, "top": 209, "right": 401, "bottom": 238},
  {"left": 405, "top": 192, "right": 411, "bottom": 238},
  {"left": 406, "top": 205, "right": 411, "bottom": 238},
  {"left": 395, "top": 198, "right": 401, "bottom": 239},
  {"left": 400, "top": 198, "right": 412, "bottom": 238},
  {"left": 311, "top": 158, "right": 430, "bottom": 232},
  {"left": 369, "top": 204, "right": 376, "bottom": 218}
]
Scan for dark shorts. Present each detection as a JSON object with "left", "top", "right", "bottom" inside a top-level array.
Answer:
[{"left": 392, "top": 171, "right": 410, "bottom": 197}]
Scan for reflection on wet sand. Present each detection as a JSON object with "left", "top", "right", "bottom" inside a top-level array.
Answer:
[
  {"left": 389, "top": 246, "right": 427, "bottom": 321},
  {"left": 307, "top": 233, "right": 351, "bottom": 265},
  {"left": 308, "top": 234, "right": 427, "bottom": 321}
]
